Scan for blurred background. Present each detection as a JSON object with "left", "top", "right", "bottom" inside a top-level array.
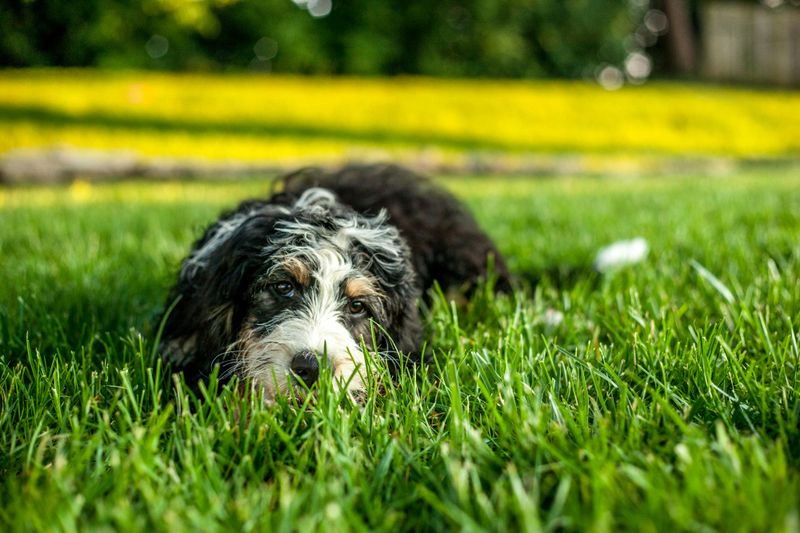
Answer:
[{"left": 0, "top": 0, "right": 798, "bottom": 182}]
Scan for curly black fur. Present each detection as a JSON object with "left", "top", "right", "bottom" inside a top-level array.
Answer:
[{"left": 274, "top": 164, "right": 512, "bottom": 294}]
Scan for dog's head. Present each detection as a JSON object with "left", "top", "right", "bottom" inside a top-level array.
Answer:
[{"left": 161, "top": 188, "right": 421, "bottom": 401}]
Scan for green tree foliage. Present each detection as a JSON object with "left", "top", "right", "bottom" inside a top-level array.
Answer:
[{"left": 0, "top": 0, "right": 646, "bottom": 77}]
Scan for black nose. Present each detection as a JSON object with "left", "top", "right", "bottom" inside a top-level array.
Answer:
[{"left": 290, "top": 350, "right": 319, "bottom": 388}]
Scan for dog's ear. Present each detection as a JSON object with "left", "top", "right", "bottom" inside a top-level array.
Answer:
[
  {"left": 159, "top": 204, "right": 282, "bottom": 379},
  {"left": 353, "top": 231, "right": 424, "bottom": 366},
  {"left": 381, "top": 275, "right": 423, "bottom": 366}
]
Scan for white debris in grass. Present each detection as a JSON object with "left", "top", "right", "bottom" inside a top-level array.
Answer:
[
  {"left": 594, "top": 237, "right": 649, "bottom": 273},
  {"left": 542, "top": 308, "right": 565, "bottom": 328},
  {"left": 674, "top": 443, "right": 692, "bottom": 465}
]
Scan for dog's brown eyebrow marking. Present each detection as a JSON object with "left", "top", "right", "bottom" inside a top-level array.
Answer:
[
  {"left": 283, "top": 257, "right": 310, "bottom": 286},
  {"left": 344, "top": 276, "right": 382, "bottom": 299}
]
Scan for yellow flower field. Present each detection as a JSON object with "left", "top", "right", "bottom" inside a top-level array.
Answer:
[{"left": 0, "top": 69, "right": 798, "bottom": 161}]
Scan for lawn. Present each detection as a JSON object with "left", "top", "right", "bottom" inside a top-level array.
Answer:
[
  {"left": 1, "top": 70, "right": 800, "bottom": 162},
  {"left": 2, "top": 170, "right": 800, "bottom": 531}
]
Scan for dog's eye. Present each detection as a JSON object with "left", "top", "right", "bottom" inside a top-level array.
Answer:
[
  {"left": 348, "top": 299, "right": 366, "bottom": 315},
  {"left": 272, "top": 281, "right": 296, "bottom": 298}
]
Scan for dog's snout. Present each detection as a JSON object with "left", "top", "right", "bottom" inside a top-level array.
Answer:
[{"left": 290, "top": 350, "right": 320, "bottom": 387}]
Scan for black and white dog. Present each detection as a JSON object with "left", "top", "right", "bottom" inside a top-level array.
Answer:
[{"left": 159, "top": 164, "right": 510, "bottom": 401}]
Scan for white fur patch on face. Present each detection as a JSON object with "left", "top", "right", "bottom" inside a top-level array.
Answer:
[
  {"left": 223, "top": 188, "right": 406, "bottom": 402},
  {"left": 240, "top": 247, "right": 367, "bottom": 400}
]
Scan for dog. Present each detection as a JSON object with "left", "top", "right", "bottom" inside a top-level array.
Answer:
[{"left": 158, "top": 164, "right": 511, "bottom": 401}]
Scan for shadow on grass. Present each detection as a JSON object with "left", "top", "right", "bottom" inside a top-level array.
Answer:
[
  {"left": 0, "top": 103, "right": 530, "bottom": 152},
  {"left": 516, "top": 264, "right": 600, "bottom": 292},
  {"left": 0, "top": 277, "right": 167, "bottom": 364}
]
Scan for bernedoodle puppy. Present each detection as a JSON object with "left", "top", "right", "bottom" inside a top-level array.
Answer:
[{"left": 158, "top": 164, "right": 511, "bottom": 401}]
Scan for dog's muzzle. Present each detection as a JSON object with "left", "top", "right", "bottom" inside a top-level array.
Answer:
[{"left": 290, "top": 350, "right": 320, "bottom": 388}]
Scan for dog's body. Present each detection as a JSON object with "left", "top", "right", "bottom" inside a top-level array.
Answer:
[{"left": 159, "top": 164, "right": 510, "bottom": 400}]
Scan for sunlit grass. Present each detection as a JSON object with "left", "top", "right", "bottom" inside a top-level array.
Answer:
[
  {"left": 2, "top": 171, "right": 800, "bottom": 530},
  {"left": 1, "top": 69, "right": 799, "bottom": 160}
]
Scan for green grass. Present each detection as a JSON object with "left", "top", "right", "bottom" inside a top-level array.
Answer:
[{"left": 2, "top": 171, "right": 800, "bottom": 531}]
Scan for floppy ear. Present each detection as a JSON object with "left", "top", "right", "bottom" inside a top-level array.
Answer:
[
  {"left": 158, "top": 203, "right": 281, "bottom": 382},
  {"left": 381, "top": 276, "right": 424, "bottom": 367},
  {"left": 353, "top": 230, "right": 424, "bottom": 368}
]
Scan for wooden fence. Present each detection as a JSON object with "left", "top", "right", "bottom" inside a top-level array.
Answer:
[{"left": 702, "top": 3, "right": 800, "bottom": 86}]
